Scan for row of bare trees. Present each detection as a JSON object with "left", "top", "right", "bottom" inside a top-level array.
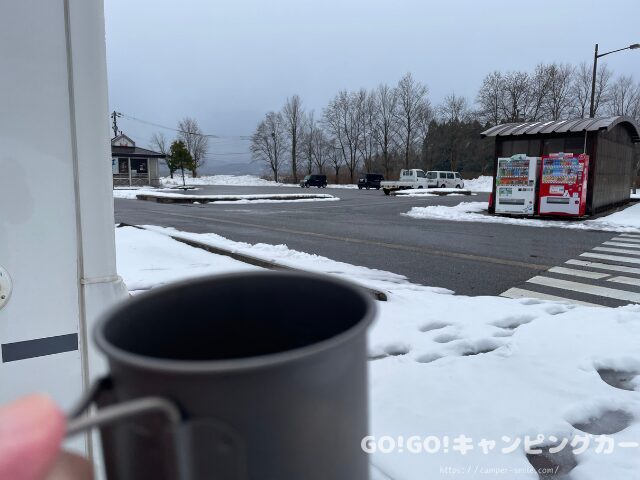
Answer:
[
  {"left": 476, "top": 62, "right": 640, "bottom": 124},
  {"left": 252, "top": 64, "right": 640, "bottom": 183},
  {"left": 251, "top": 73, "right": 432, "bottom": 182}
]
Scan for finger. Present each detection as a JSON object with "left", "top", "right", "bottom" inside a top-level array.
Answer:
[
  {"left": 45, "top": 451, "right": 93, "bottom": 480},
  {"left": 0, "top": 394, "right": 65, "bottom": 480}
]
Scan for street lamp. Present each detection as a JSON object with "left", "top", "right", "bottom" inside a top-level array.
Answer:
[{"left": 589, "top": 43, "right": 640, "bottom": 117}]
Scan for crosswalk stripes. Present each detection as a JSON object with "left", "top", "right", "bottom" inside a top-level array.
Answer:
[
  {"left": 603, "top": 241, "right": 640, "bottom": 249},
  {"left": 501, "top": 232, "right": 640, "bottom": 307},
  {"left": 593, "top": 246, "right": 640, "bottom": 255},
  {"left": 499, "top": 287, "right": 603, "bottom": 307}
]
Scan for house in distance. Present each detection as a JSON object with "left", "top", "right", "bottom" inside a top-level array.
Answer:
[{"left": 111, "top": 133, "right": 165, "bottom": 187}]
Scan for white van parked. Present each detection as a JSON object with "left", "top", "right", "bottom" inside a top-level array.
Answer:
[{"left": 426, "top": 171, "right": 464, "bottom": 189}]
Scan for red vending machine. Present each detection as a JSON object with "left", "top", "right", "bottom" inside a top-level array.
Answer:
[{"left": 538, "top": 153, "right": 589, "bottom": 216}]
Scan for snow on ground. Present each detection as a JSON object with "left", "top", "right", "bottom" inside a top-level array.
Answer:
[
  {"left": 405, "top": 201, "right": 640, "bottom": 234},
  {"left": 115, "top": 224, "right": 640, "bottom": 479},
  {"left": 463, "top": 175, "right": 493, "bottom": 192},
  {"left": 160, "top": 174, "right": 357, "bottom": 189},
  {"left": 115, "top": 227, "right": 257, "bottom": 292},
  {"left": 113, "top": 187, "right": 175, "bottom": 199},
  {"left": 139, "top": 225, "right": 414, "bottom": 292}
]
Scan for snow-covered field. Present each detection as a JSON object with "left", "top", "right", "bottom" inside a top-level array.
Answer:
[
  {"left": 405, "top": 201, "right": 640, "bottom": 234},
  {"left": 115, "top": 225, "right": 640, "bottom": 479},
  {"left": 161, "top": 174, "right": 290, "bottom": 187},
  {"left": 160, "top": 174, "right": 357, "bottom": 189}
]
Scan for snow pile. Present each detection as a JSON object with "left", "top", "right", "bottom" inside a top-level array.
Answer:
[
  {"left": 113, "top": 187, "right": 167, "bottom": 199},
  {"left": 115, "top": 225, "right": 640, "bottom": 479},
  {"left": 463, "top": 175, "right": 493, "bottom": 192},
  {"left": 139, "top": 225, "right": 413, "bottom": 292},
  {"left": 395, "top": 188, "right": 474, "bottom": 197},
  {"left": 160, "top": 174, "right": 290, "bottom": 187},
  {"left": 136, "top": 191, "right": 338, "bottom": 204},
  {"left": 115, "top": 227, "right": 257, "bottom": 292},
  {"left": 406, "top": 201, "right": 640, "bottom": 233},
  {"left": 160, "top": 174, "right": 358, "bottom": 189}
]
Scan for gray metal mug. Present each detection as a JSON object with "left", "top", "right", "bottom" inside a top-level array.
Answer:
[{"left": 67, "top": 271, "right": 375, "bottom": 480}]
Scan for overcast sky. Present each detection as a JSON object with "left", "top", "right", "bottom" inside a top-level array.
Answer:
[{"left": 104, "top": 0, "right": 640, "bottom": 164}]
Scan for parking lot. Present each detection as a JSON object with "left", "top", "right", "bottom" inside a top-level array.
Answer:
[{"left": 115, "top": 185, "right": 617, "bottom": 299}]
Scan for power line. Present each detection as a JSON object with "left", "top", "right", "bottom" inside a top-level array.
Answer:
[{"left": 116, "top": 111, "right": 251, "bottom": 140}]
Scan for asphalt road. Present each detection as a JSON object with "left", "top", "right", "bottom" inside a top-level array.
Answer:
[{"left": 114, "top": 185, "right": 615, "bottom": 297}]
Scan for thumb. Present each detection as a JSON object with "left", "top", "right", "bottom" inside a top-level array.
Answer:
[{"left": 0, "top": 394, "right": 65, "bottom": 480}]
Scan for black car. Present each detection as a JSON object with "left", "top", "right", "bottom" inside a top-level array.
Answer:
[
  {"left": 358, "top": 173, "right": 384, "bottom": 190},
  {"left": 300, "top": 174, "right": 327, "bottom": 188}
]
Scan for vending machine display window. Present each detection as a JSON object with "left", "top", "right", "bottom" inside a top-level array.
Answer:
[
  {"left": 495, "top": 154, "right": 540, "bottom": 215},
  {"left": 538, "top": 153, "right": 589, "bottom": 217}
]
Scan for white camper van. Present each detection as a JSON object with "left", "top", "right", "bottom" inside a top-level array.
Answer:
[{"left": 426, "top": 171, "right": 464, "bottom": 189}]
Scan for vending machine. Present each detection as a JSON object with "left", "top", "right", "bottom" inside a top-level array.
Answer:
[
  {"left": 495, "top": 154, "right": 540, "bottom": 215},
  {"left": 538, "top": 153, "right": 589, "bottom": 216}
]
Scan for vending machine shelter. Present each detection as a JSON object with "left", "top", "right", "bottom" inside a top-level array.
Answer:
[
  {"left": 495, "top": 154, "right": 540, "bottom": 215},
  {"left": 538, "top": 153, "right": 589, "bottom": 217}
]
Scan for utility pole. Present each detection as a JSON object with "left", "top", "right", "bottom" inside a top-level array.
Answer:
[
  {"left": 589, "top": 44, "right": 599, "bottom": 118},
  {"left": 111, "top": 110, "right": 122, "bottom": 137}
]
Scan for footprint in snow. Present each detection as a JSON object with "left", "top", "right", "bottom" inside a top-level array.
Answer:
[
  {"left": 368, "top": 343, "right": 411, "bottom": 361},
  {"left": 544, "top": 305, "right": 568, "bottom": 315},
  {"left": 415, "top": 353, "right": 442, "bottom": 364},
  {"left": 492, "top": 329, "right": 514, "bottom": 338},
  {"left": 526, "top": 441, "right": 577, "bottom": 479},
  {"left": 454, "top": 339, "right": 503, "bottom": 357},
  {"left": 419, "top": 321, "right": 449, "bottom": 332},
  {"left": 493, "top": 314, "right": 536, "bottom": 330},
  {"left": 570, "top": 409, "right": 633, "bottom": 435},
  {"left": 597, "top": 368, "right": 640, "bottom": 391},
  {"left": 432, "top": 333, "right": 459, "bottom": 344},
  {"left": 519, "top": 298, "right": 543, "bottom": 306}
]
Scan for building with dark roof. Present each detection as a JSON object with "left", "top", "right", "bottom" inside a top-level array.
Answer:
[
  {"left": 111, "top": 133, "right": 166, "bottom": 187},
  {"left": 481, "top": 116, "right": 640, "bottom": 215}
]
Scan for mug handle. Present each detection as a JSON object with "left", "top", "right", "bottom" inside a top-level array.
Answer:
[{"left": 66, "top": 377, "right": 192, "bottom": 480}]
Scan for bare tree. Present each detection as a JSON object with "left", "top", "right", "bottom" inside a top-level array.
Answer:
[
  {"left": 439, "top": 93, "right": 470, "bottom": 171},
  {"left": 525, "top": 63, "right": 552, "bottom": 121},
  {"left": 323, "top": 90, "right": 364, "bottom": 183},
  {"left": 592, "top": 63, "right": 613, "bottom": 117},
  {"left": 500, "top": 71, "right": 529, "bottom": 122},
  {"left": 572, "top": 62, "right": 592, "bottom": 118},
  {"left": 250, "top": 111, "right": 287, "bottom": 182},
  {"left": 607, "top": 75, "right": 639, "bottom": 117},
  {"left": 357, "top": 90, "right": 378, "bottom": 173},
  {"left": 312, "top": 128, "right": 331, "bottom": 174},
  {"left": 328, "top": 141, "right": 344, "bottom": 182},
  {"left": 476, "top": 71, "right": 503, "bottom": 125},
  {"left": 300, "top": 111, "right": 316, "bottom": 175},
  {"left": 177, "top": 117, "right": 209, "bottom": 177},
  {"left": 395, "top": 73, "right": 429, "bottom": 169},
  {"left": 150, "top": 132, "right": 173, "bottom": 178},
  {"left": 282, "top": 95, "right": 305, "bottom": 183},
  {"left": 373, "top": 83, "right": 398, "bottom": 178},
  {"left": 544, "top": 63, "right": 575, "bottom": 120}
]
